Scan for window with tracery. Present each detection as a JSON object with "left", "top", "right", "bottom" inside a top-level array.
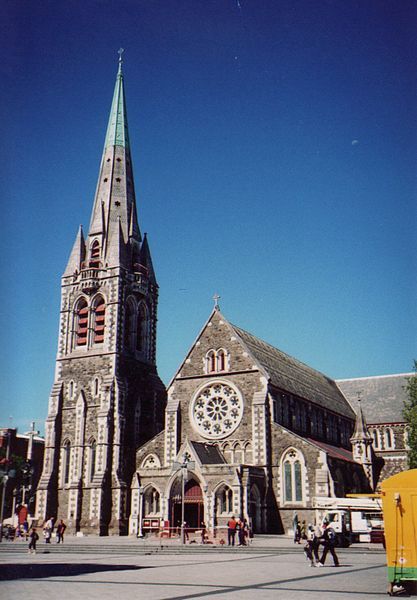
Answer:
[
  {"left": 75, "top": 299, "right": 88, "bottom": 346},
  {"left": 191, "top": 381, "right": 243, "bottom": 439},
  {"left": 282, "top": 449, "right": 304, "bottom": 503},
  {"left": 92, "top": 296, "right": 105, "bottom": 344}
]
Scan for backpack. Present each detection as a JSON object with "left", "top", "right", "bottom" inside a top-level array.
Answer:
[{"left": 326, "top": 527, "right": 335, "bottom": 543}]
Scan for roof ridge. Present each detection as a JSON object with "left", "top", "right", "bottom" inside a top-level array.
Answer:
[
  {"left": 337, "top": 373, "right": 414, "bottom": 382},
  {"left": 231, "top": 323, "right": 334, "bottom": 382}
]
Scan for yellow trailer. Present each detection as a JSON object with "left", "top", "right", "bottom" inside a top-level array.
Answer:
[{"left": 381, "top": 469, "right": 417, "bottom": 595}]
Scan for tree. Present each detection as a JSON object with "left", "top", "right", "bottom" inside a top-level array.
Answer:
[{"left": 403, "top": 360, "right": 417, "bottom": 469}]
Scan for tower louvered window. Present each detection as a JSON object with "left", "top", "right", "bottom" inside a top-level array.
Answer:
[
  {"left": 90, "top": 240, "right": 100, "bottom": 268},
  {"left": 93, "top": 297, "right": 106, "bottom": 344},
  {"left": 76, "top": 300, "right": 88, "bottom": 346}
]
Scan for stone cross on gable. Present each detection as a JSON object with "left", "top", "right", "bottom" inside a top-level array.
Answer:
[{"left": 213, "top": 293, "right": 221, "bottom": 310}]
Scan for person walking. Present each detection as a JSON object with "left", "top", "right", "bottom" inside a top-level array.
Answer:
[
  {"left": 293, "top": 512, "right": 301, "bottom": 544},
  {"left": 227, "top": 516, "right": 237, "bottom": 546},
  {"left": 200, "top": 521, "right": 207, "bottom": 544},
  {"left": 317, "top": 523, "right": 339, "bottom": 567},
  {"left": 303, "top": 524, "right": 317, "bottom": 566},
  {"left": 28, "top": 528, "right": 39, "bottom": 554},
  {"left": 312, "top": 524, "right": 322, "bottom": 564},
  {"left": 238, "top": 518, "right": 248, "bottom": 546},
  {"left": 56, "top": 519, "right": 67, "bottom": 544}
]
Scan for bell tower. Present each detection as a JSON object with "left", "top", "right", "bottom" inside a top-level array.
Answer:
[{"left": 36, "top": 52, "right": 166, "bottom": 535}]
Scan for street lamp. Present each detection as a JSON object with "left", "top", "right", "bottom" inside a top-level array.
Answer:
[
  {"left": 137, "top": 489, "right": 144, "bottom": 538},
  {"left": 172, "top": 458, "right": 195, "bottom": 544}
]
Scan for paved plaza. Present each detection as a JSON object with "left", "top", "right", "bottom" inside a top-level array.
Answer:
[{"left": 0, "top": 536, "right": 392, "bottom": 599}]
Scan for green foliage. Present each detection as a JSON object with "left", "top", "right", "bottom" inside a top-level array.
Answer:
[{"left": 403, "top": 360, "right": 417, "bottom": 469}]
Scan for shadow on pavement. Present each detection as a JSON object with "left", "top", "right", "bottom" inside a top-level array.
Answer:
[{"left": 0, "top": 563, "right": 144, "bottom": 581}]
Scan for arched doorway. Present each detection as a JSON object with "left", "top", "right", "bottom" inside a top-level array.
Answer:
[
  {"left": 170, "top": 477, "right": 204, "bottom": 529},
  {"left": 248, "top": 484, "right": 262, "bottom": 533}
]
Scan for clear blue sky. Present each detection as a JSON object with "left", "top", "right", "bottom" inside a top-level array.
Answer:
[{"left": 1, "top": 0, "right": 416, "bottom": 435}]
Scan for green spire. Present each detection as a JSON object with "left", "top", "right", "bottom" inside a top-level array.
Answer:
[{"left": 104, "top": 49, "right": 130, "bottom": 149}]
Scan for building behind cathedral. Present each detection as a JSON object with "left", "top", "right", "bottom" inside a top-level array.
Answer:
[{"left": 35, "top": 57, "right": 412, "bottom": 536}]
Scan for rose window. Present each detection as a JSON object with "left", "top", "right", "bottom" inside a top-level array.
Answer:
[{"left": 191, "top": 382, "right": 243, "bottom": 439}]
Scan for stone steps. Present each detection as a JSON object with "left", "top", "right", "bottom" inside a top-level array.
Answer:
[{"left": 0, "top": 542, "right": 385, "bottom": 556}]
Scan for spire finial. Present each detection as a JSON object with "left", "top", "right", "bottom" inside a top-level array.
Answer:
[
  {"left": 118, "top": 48, "right": 124, "bottom": 73},
  {"left": 213, "top": 293, "right": 221, "bottom": 310},
  {"left": 356, "top": 390, "right": 362, "bottom": 404}
]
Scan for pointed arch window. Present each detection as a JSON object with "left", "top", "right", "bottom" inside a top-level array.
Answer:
[
  {"left": 205, "top": 349, "right": 229, "bottom": 374},
  {"left": 144, "top": 487, "right": 160, "bottom": 515},
  {"left": 75, "top": 299, "right": 88, "bottom": 346},
  {"left": 384, "top": 427, "right": 395, "bottom": 450},
  {"left": 281, "top": 449, "right": 305, "bottom": 504},
  {"left": 92, "top": 296, "right": 106, "bottom": 344},
  {"left": 63, "top": 440, "right": 71, "bottom": 485},
  {"left": 216, "top": 485, "right": 233, "bottom": 514},
  {"left": 217, "top": 349, "right": 226, "bottom": 371},
  {"left": 136, "top": 303, "right": 148, "bottom": 353},
  {"left": 90, "top": 240, "right": 100, "bottom": 267},
  {"left": 371, "top": 428, "right": 380, "bottom": 449},
  {"left": 207, "top": 350, "right": 216, "bottom": 373},
  {"left": 89, "top": 439, "right": 96, "bottom": 481}
]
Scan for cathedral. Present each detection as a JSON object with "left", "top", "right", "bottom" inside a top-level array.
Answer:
[{"left": 36, "top": 56, "right": 406, "bottom": 536}]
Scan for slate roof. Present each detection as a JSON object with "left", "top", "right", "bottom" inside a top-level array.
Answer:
[
  {"left": 231, "top": 324, "right": 355, "bottom": 420},
  {"left": 336, "top": 374, "right": 412, "bottom": 424},
  {"left": 190, "top": 441, "right": 227, "bottom": 465},
  {"left": 307, "top": 439, "right": 355, "bottom": 463}
]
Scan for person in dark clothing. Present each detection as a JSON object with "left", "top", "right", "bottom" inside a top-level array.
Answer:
[
  {"left": 317, "top": 523, "right": 339, "bottom": 567},
  {"left": 28, "top": 528, "right": 39, "bottom": 554},
  {"left": 56, "top": 519, "right": 67, "bottom": 543},
  {"left": 238, "top": 519, "right": 249, "bottom": 546}
]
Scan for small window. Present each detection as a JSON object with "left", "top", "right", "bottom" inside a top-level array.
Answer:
[
  {"left": 63, "top": 441, "right": 71, "bottom": 484},
  {"left": 384, "top": 428, "right": 395, "bottom": 450},
  {"left": 217, "top": 349, "right": 226, "bottom": 371},
  {"left": 90, "top": 440, "right": 96, "bottom": 481},
  {"left": 115, "top": 177, "right": 121, "bottom": 182},
  {"left": 91, "top": 240, "right": 100, "bottom": 259}
]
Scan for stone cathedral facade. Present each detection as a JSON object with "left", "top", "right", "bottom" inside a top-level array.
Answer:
[{"left": 36, "top": 57, "right": 166, "bottom": 535}]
